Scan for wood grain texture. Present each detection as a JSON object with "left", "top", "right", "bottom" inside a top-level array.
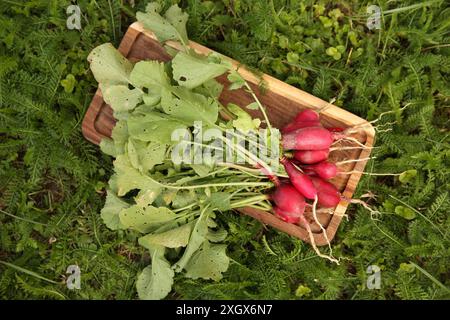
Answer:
[{"left": 82, "top": 22, "right": 375, "bottom": 246}]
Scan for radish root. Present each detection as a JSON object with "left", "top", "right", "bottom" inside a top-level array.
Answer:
[
  {"left": 336, "top": 157, "right": 374, "bottom": 165},
  {"left": 349, "top": 198, "right": 381, "bottom": 220},
  {"left": 333, "top": 136, "right": 369, "bottom": 148},
  {"left": 299, "top": 214, "right": 340, "bottom": 264},
  {"left": 342, "top": 103, "right": 410, "bottom": 134},
  {"left": 330, "top": 145, "right": 377, "bottom": 152},
  {"left": 311, "top": 195, "right": 334, "bottom": 255},
  {"left": 304, "top": 205, "right": 348, "bottom": 219},
  {"left": 338, "top": 171, "right": 401, "bottom": 176},
  {"left": 345, "top": 121, "right": 396, "bottom": 135}
]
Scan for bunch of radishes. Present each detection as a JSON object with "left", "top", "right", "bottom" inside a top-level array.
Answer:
[{"left": 271, "top": 109, "right": 353, "bottom": 225}]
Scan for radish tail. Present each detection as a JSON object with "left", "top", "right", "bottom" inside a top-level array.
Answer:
[
  {"left": 299, "top": 215, "right": 340, "bottom": 264},
  {"left": 311, "top": 195, "right": 333, "bottom": 255},
  {"left": 335, "top": 157, "right": 373, "bottom": 165}
]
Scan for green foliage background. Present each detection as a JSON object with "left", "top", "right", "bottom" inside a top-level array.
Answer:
[{"left": 0, "top": 0, "right": 448, "bottom": 299}]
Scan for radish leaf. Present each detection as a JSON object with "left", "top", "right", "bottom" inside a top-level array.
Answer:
[
  {"left": 136, "top": 246, "right": 174, "bottom": 300},
  {"left": 160, "top": 86, "right": 219, "bottom": 128},
  {"left": 130, "top": 60, "right": 170, "bottom": 90},
  {"left": 119, "top": 204, "right": 177, "bottom": 233},
  {"left": 227, "top": 103, "right": 261, "bottom": 133},
  {"left": 87, "top": 43, "right": 132, "bottom": 85},
  {"left": 172, "top": 51, "right": 228, "bottom": 88},
  {"left": 137, "top": 4, "right": 188, "bottom": 44},
  {"left": 127, "top": 139, "right": 166, "bottom": 173},
  {"left": 127, "top": 112, "right": 187, "bottom": 144},
  {"left": 139, "top": 223, "right": 192, "bottom": 249},
  {"left": 99, "top": 138, "right": 116, "bottom": 157},
  {"left": 184, "top": 242, "right": 229, "bottom": 281},
  {"left": 113, "top": 154, "right": 161, "bottom": 196},
  {"left": 173, "top": 208, "right": 209, "bottom": 272},
  {"left": 101, "top": 84, "right": 142, "bottom": 113},
  {"left": 100, "top": 190, "right": 129, "bottom": 230}
]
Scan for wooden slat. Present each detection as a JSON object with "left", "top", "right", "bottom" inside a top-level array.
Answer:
[{"left": 82, "top": 22, "right": 375, "bottom": 246}]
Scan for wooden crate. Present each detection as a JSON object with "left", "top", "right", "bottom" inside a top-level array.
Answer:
[{"left": 82, "top": 22, "right": 375, "bottom": 246}]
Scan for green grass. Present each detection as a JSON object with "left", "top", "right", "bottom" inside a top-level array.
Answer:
[{"left": 0, "top": 0, "right": 449, "bottom": 299}]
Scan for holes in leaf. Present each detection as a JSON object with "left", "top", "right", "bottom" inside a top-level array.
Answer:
[{"left": 179, "top": 76, "right": 187, "bottom": 82}]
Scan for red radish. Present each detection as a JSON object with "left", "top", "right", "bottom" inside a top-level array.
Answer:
[
  {"left": 281, "top": 120, "right": 321, "bottom": 134},
  {"left": 282, "top": 109, "right": 321, "bottom": 134},
  {"left": 293, "top": 149, "right": 330, "bottom": 164},
  {"left": 310, "top": 176, "right": 341, "bottom": 208},
  {"left": 281, "top": 158, "right": 317, "bottom": 199},
  {"left": 271, "top": 183, "right": 305, "bottom": 215},
  {"left": 326, "top": 127, "right": 345, "bottom": 132},
  {"left": 294, "top": 109, "right": 320, "bottom": 122},
  {"left": 282, "top": 127, "right": 334, "bottom": 150},
  {"left": 316, "top": 191, "right": 341, "bottom": 208},
  {"left": 305, "top": 161, "right": 338, "bottom": 180},
  {"left": 310, "top": 176, "right": 339, "bottom": 195},
  {"left": 273, "top": 206, "right": 301, "bottom": 224}
]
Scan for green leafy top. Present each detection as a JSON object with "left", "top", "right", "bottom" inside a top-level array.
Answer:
[
  {"left": 87, "top": 3, "right": 276, "bottom": 300},
  {"left": 137, "top": 3, "right": 189, "bottom": 45}
]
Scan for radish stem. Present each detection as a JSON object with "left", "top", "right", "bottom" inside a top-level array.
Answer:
[
  {"left": 217, "top": 162, "right": 261, "bottom": 174},
  {"left": 246, "top": 203, "right": 272, "bottom": 211},
  {"left": 173, "top": 203, "right": 197, "bottom": 213},
  {"left": 243, "top": 81, "right": 274, "bottom": 137},
  {"left": 146, "top": 173, "right": 273, "bottom": 190},
  {"left": 231, "top": 194, "right": 270, "bottom": 208},
  {"left": 219, "top": 135, "right": 279, "bottom": 185}
]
